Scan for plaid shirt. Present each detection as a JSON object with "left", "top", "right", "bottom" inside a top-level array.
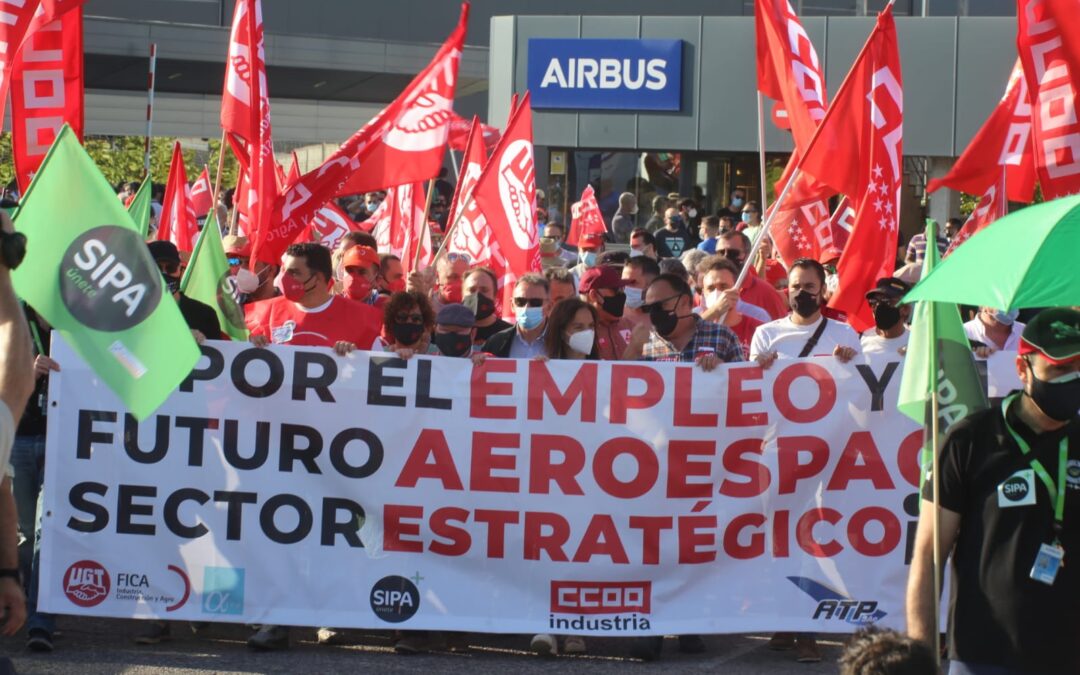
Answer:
[{"left": 642, "top": 315, "right": 745, "bottom": 363}]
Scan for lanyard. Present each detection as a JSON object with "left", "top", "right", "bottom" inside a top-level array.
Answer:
[
  {"left": 27, "top": 318, "right": 44, "bottom": 356},
  {"left": 1002, "top": 394, "right": 1067, "bottom": 538}
]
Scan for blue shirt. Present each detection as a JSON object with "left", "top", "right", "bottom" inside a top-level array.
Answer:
[{"left": 697, "top": 237, "right": 717, "bottom": 254}]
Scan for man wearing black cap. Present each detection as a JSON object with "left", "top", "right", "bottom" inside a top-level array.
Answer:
[
  {"left": 860, "top": 277, "right": 912, "bottom": 357},
  {"left": 907, "top": 307, "right": 1080, "bottom": 674},
  {"left": 579, "top": 266, "right": 635, "bottom": 361},
  {"left": 147, "top": 241, "right": 221, "bottom": 342}
]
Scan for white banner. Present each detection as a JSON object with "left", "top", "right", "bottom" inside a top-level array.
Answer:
[{"left": 41, "top": 338, "right": 939, "bottom": 635}]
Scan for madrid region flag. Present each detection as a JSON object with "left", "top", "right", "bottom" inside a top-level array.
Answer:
[{"left": 798, "top": 6, "right": 902, "bottom": 333}]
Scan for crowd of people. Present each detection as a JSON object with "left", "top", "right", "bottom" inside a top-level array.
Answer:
[{"left": 0, "top": 174, "right": 1075, "bottom": 675}]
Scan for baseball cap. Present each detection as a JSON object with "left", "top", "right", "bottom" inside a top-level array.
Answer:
[
  {"left": 436, "top": 303, "right": 476, "bottom": 328},
  {"left": 579, "top": 232, "right": 605, "bottom": 248},
  {"left": 865, "top": 277, "right": 912, "bottom": 302},
  {"left": 222, "top": 234, "right": 251, "bottom": 257},
  {"left": 147, "top": 240, "right": 181, "bottom": 264},
  {"left": 342, "top": 245, "right": 380, "bottom": 270},
  {"left": 1018, "top": 307, "right": 1080, "bottom": 365},
  {"left": 579, "top": 265, "right": 630, "bottom": 294}
]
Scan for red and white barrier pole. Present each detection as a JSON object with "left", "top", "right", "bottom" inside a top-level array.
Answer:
[{"left": 143, "top": 42, "right": 157, "bottom": 178}]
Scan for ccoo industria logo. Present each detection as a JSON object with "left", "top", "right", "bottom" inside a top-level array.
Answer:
[
  {"left": 788, "top": 576, "right": 887, "bottom": 625},
  {"left": 527, "top": 38, "right": 683, "bottom": 111}
]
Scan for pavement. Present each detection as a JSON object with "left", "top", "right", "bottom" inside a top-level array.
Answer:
[{"left": 0, "top": 618, "right": 854, "bottom": 674}]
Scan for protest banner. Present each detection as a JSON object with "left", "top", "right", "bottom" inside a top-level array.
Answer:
[{"left": 42, "top": 338, "right": 958, "bottom": 634}]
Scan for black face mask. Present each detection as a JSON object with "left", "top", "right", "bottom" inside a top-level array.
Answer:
[
  {"left": 600, "top": 293, "right": 626, "bottom": 318},
  {"left": 471, "top": 294, "right": 496, "bottom": 321},
  {"left": 649, "top": 298, "right": 684, "bottom": 337},
  {"left": 434, "top": 332, "right": 473, "bottom": 357},
  {"left": 162, "top": 273, "right": 181, "bottom": 295},
  {"left": 791, "top": 291, "right": 820, "bottom": 318},
  {"left": 1026, "top": 361, "right": 1080, "bottom": 422},
  {"left": 392, "top": 323, "right": 426, "bottom": 347},
  {"left": 873, "top": 303, "right": 902, "bottom": 331}
]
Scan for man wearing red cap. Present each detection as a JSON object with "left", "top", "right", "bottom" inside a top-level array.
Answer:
[
  {"left": 579, "top": 266, "right": 636, "bottom": 360},
  {"left": 908, "top": 307, "right": 1080, "bottom": 674},
  {"left": 338, "top": 245, "right": 383, "bottom": 307}
]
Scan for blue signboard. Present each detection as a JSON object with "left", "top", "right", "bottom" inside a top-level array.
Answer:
[{"left": 527, "top": 38, "right": 683, "bottom": 111}]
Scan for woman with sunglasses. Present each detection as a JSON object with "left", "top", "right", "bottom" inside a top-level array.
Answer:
[{"left": 379, "top": 291, "right": 438, "bottom": 358}]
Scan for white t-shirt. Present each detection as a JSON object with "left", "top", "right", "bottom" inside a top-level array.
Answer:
[
  {"left": 0, "top": 400, "right": 13, "bottom": 472},
  {"left": 963, "top": 317, "right": 1024, "bottom": 359},
  {"left": 749, "top": 314, "right": 863, "bottom": 360},
  {"left": 860, "top": 329, "right": 910, "bottom": 357}
]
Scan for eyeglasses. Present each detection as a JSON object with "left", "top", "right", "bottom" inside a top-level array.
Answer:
[
  {"left": 512, "top": 297, "right": 544, "bottom": 308},
  {"left": 394, "top": 313, "right": 425, "bottom": 325},
  {"left": 227, "top": 257, "right": 242, "bottom": 266},
  {"left": 445, "top": 252, "right": 471, "bottom": 264},
  {"left": 640, "top": 293, "right": 685, "bottom": 313}
]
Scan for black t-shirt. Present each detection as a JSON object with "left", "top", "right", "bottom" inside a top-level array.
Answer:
[
  {"left": 178, "top": 294, "right": 223, "bottom": 340},
  {"left": 473, "top": 319, "right": 511, "bottom": 345},
  {"left": 924, "top": 399, "right": 1080, "bottom": 673},
  {"left": 654, "top": 227, "right": 693, "bottom": 258}
]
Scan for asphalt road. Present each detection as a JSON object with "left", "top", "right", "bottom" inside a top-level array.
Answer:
[{"left": 0, "top": 618, "right": 855, "bottom": 674}]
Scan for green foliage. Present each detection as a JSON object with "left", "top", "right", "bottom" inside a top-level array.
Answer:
[{"left": 0, "top": 132, "right": 239, "bottom": 190}]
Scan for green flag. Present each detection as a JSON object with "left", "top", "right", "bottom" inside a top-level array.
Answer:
[
  {"left": 11, "top": 126, "right": 200, "bottom": 420},
  {"left": 127, "top": 177, "right": 154, "bottom": 239},
  {"left": 897, "top": 219, "right": 989, "bottom": 477},
  {"left": 181, "top": 213, "right": 249, "bottom": 340}
]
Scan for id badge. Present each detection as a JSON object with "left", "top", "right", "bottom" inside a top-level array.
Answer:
[{"left": 1030, "top": 543, "right": 1065, "bottom": 586}]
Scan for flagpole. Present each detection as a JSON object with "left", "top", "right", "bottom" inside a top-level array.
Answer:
[
  {"left": 211, "top": 131, "right": 229, "bottom": 223},
  {"left": 928, "top": 218, "right": 943, "bottom": 664},
  {"left": 415, "top": 178, "right": 437, "bottom": 269},
  {"left": 449, "top": 150, "right": 460, "bottom": 181},
  {"left": 756, "top": 91, "right": 770, "bottom": 213},
  {"left": 143, "top": 43, "right": 157, "bottom": 178}
]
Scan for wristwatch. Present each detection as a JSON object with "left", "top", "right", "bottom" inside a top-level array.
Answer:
[
  {"left": 0, "top": 568, "right": 21, "bottom": 582},
  {"left": 0, "top": 230, "right": 26, "bottom": 270}
]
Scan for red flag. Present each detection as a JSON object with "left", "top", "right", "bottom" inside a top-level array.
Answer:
[
  {"left": 10, "top": 7, "right": 83, "bottom": 191},
  {"left": 472, "top": 92, "right": 539, "bottom": 303},
  {"left": 797, "top": 7, "right": 902, "bottom": 333},
  {"left": 447, "top": 117, "right": 508, "bottom": 290},
  {"left": 158, "top": 142, "right": 199, "bottom": 252},
  {"left": 372, "top": 183, "right": 431, "bottom": 275},
  {"left": 306, "top": 203, "right": 360, "bottom": 250},
  {"left": 269, "top": 4, "right": 469, "bottom": 263},
  {"left": 285, "top": 151, "right": 300, "bottom": 188},
  {"left": 448, "top": 111, "right": 500, "bottom": 152},
  {"left": 756, "top": 0, "right": 827, "bottom": 151},
  {"left": 0, "top": 1, "right": 42, "bottom": 125},
  {"left": 565, "top": 185, "right": 606, "bottom": 247},
  {"left": 944, "top": 171, "right": 1009, "bottom": 258},
  {"left": 927, "top": 60, "right": 1035, "bottom": 203},
  {"left": 190, "top": 167, "right": 213, "bottom": 217},
  {"left": 221, "top": 0, "right": 276, "bottom": 265},
  {"left": 1017, "top": 0, "right": 1080, "bottom": 200}
]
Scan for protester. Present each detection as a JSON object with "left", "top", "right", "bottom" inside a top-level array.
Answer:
[
  {"left": 622, "top": 255, "right": 660, "bottom": 325},
  {"left": 696, "top": 215, "right": 721, "bottom": 253},
  {"left": 907, "top": 307, "right": 1080, "bottom": 674},
  {"left": 697, "top": 257, "right": 766, "bottom": 357},
  {"left": 860, "top": 277, "right": 912, "bottom": 356},
  {"left": 750, "top": 258, "right": 861, "bottom": 374},
  {"left": 569, "top": 232, "right": 604, "bottom": 285},
  {"left": 964, "top": 306, "right": 1025, "bottom": 359},
  {"left": 578, "top": 266, "right": 635, "bottom": 360},
  {"left": 644, "top": 195, "right": 667, "bottom": 231},
  {"left": 840, "top": 628, "right": 940, "bottom": 675},
  {"left": 738, "top": 201, "right": 763, "bottom": 242},
  {"left": 718, "top": 214, "right": 738, "bottom": 234},
  {"left": 905, "top": 219, "right": 949, "bottom": 264},
  {"left": 658, "top": 258, "right": 688, "bottom": 283},
  {"left": 430, "top": 252, "right": 469, "bottom": 314},
  {"left": 377, "top": 254, "right": 406, "bottom": 299},
  {"left": 679, "top": 249, "right": 707, "bottom": 291},
  {"left": 629, "top": 228, "right": 659, "bottom": 260},
  {"left": 724, "top": 188, "right": 747, "bottom": 215},
  {"left": 545, "top": 267, "right": 577, "bottom": 307},
  {"left": 338, "top": 245, "right": 383, "bottom": 306},
  {"left": 432, "top": 303, "right": 477, "bottom": 357},
  {"left": 331, "top": 231, "right": 379, "bottom": 282},
  {"left": 716, "top": 230, "right": 788, "bottom": 320},
  {"left": 380, "top": 291, "right": 438, "bottom": 357},
  {"left": 654, "top": 207, "right": 694, "bottom": 258},
  {"left": 481, "top": 274, "right": 550, "bottom": 358},
  {"left": 611, "top": 192, "right": 638, "bottom": 242},
  {"left": 677, "top": 197, "right": 700, "bottom": 233},
  {"left": 540, "top": 232, "right": 569, "bottom": 270},
  {"left": 541, "top": 222, "right": 577, "bottom": 266},
  {"left": 0, "top": 209, "right": 32, "bottom": 642},
  {"left": 462, "top": 267, "right": 510, "bottom": 347},
  {"left": 943, "top": 216, "right": 963, "bottom": 241},
  {"left": 148, "top": 241, "right": 222, "bottom": 342}
]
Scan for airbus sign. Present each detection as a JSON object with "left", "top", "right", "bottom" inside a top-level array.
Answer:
[{"left": 527, "top": 38, "right": 683, "bottom": 111}]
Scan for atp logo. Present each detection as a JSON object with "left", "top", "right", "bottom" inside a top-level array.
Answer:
[
  {"left": 788, "top": 576, "right": 886, "bottom": 626},
  {"left": 497, "top": 139, "right": 537, "bottom": 250}
]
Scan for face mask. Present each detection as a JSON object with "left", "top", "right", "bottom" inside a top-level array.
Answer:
[
  {"left": 280, "top": 273, "right": 315, "bottom": 302},
  {"left": 649, "top": 300, "right": 682, "bottom": 337},
  {"left": 688, "top": 209, "right": 698, "bottom": 219},
  {"left": 470, "top": 294, "right": 496, "bottom": 321},
  {"left": 624, "top": 287, "right": 644, "bottom": 309},
  {"left": 540, "top": 239, "right": 560, "bottom": 256},
  {"left": 741, "top": 212, "right": 753, "bottom": 224},
  {"left": 669, "top": 217, "right": 683, "bottom": 228},
  {"left": 440, "top": 281, "right": 463, "bottom": 304},
  {"left": 343, "top": 273, "right": 373, "bottom": 301},
  {"left": 873, "top": 303, "right": 902, "bottom": 331},
  {"left": 515, "top": 305, "right": 544, "bottom": 330},
  {"left": 386, "top": 278, "right": 406, "bottom": 293},
  {"left": 1026, "top": 363, "right": 1080, "bottom": 422},
  {"left": 705, "top": 290, "right": 723, "bottom": 309},
  {"left": 731, "top": 197, "right": 745, "bottom": 208},
  {"left": 629, "top": 248, "right": 644, "bottom": 258},
  {"left": 566, "top": 329, "right": 595, "bottom": 356},
  {"left": 579, "top": 251, "right": 598, "bottom": 268},
  {"left": 162, "top": 273, "right": 180, "bottom": 295},
  {"left": 366, "top": 201, "right": 381, "bottom": 212},
  {"left": 235, "top": 267, "right": 260, "bottom": 294},
  {"left": 791, "top": 291, "right": 820, "bottom": 318},
  {"left": 391, "top": 322, "right": 426, "bottom": 346},
  {"left": 434, "top": 332, "right": 473, "bottom": 357},
  {"left": 599, "top": 292, "right": 626, "bottom": 318},
  {"left": 992, "top": 308, "right": 1019, "bottom": 326}
]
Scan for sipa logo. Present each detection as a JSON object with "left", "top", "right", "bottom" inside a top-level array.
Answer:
[
  {"left": 497, "top": 139, "right": 537, "bottom": 250},
  {"left": 550, "top": 581, "right": 652, "bottom": 615},
  {"left": 788, "top": 577, "right": 886, "bottom": 626},
  {"left": 370, "top": 575, "right": 420, "bottom": 624},
  {"left": 64, "top": 560, "right": 110, "bottom": 608}
]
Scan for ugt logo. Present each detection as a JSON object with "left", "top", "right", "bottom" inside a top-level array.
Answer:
[
  {"left": 202, "top": 567, "right": 245, "bottom": 616},
  {"left": 788, "top": 576, "right": 886, "bottom": 625}
]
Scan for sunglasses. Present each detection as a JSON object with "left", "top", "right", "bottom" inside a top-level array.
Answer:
[
  {"left": 227, "top": 257, "right": 242, "bottom": 266},
  {"left": 446, "top": 252, "right": 471, "bottom": 264},
  {"left": 512, "top": 297, "right": 544, "bottom": 308},
  {"left": 394, "top": 313, "right": 425, "bottom": 324},
  {"left": 640, "top": 293, "right": 685, "bottom": 314}
]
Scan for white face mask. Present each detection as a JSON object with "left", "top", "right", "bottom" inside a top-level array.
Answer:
[
  {"left": 629, "top": 248, "right": 644, "bottom": 258},
  {"left": 705, "top": 289, "right": 723, "bottom": 309},
  {"left": 688, "top": 209, "right": 698, "bottom": 219},
  {"left": 566, "top": 329, "right": 595, "bottom": 355},
  {"left": 234, "top": 267, "right": 260, "bottom": 294},
  {"left": 624, "top": 287, "right": 644, "bottom": 309}
]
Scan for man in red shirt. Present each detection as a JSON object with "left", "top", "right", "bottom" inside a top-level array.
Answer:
[
  {"left": 248, "top": 243, "right": 382, "bottom": 355},
  {"left": 338, "top": 245, "right": 384, "bottom": 308},
  {"left": 697, "top": 256, "right": 764, "bottom": 357},
  {"left": 716, "top": 230, "right": 788, "bottom": 320},
  {"left": 579, "top": 265, "right": 636, "bottom": 360}
]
